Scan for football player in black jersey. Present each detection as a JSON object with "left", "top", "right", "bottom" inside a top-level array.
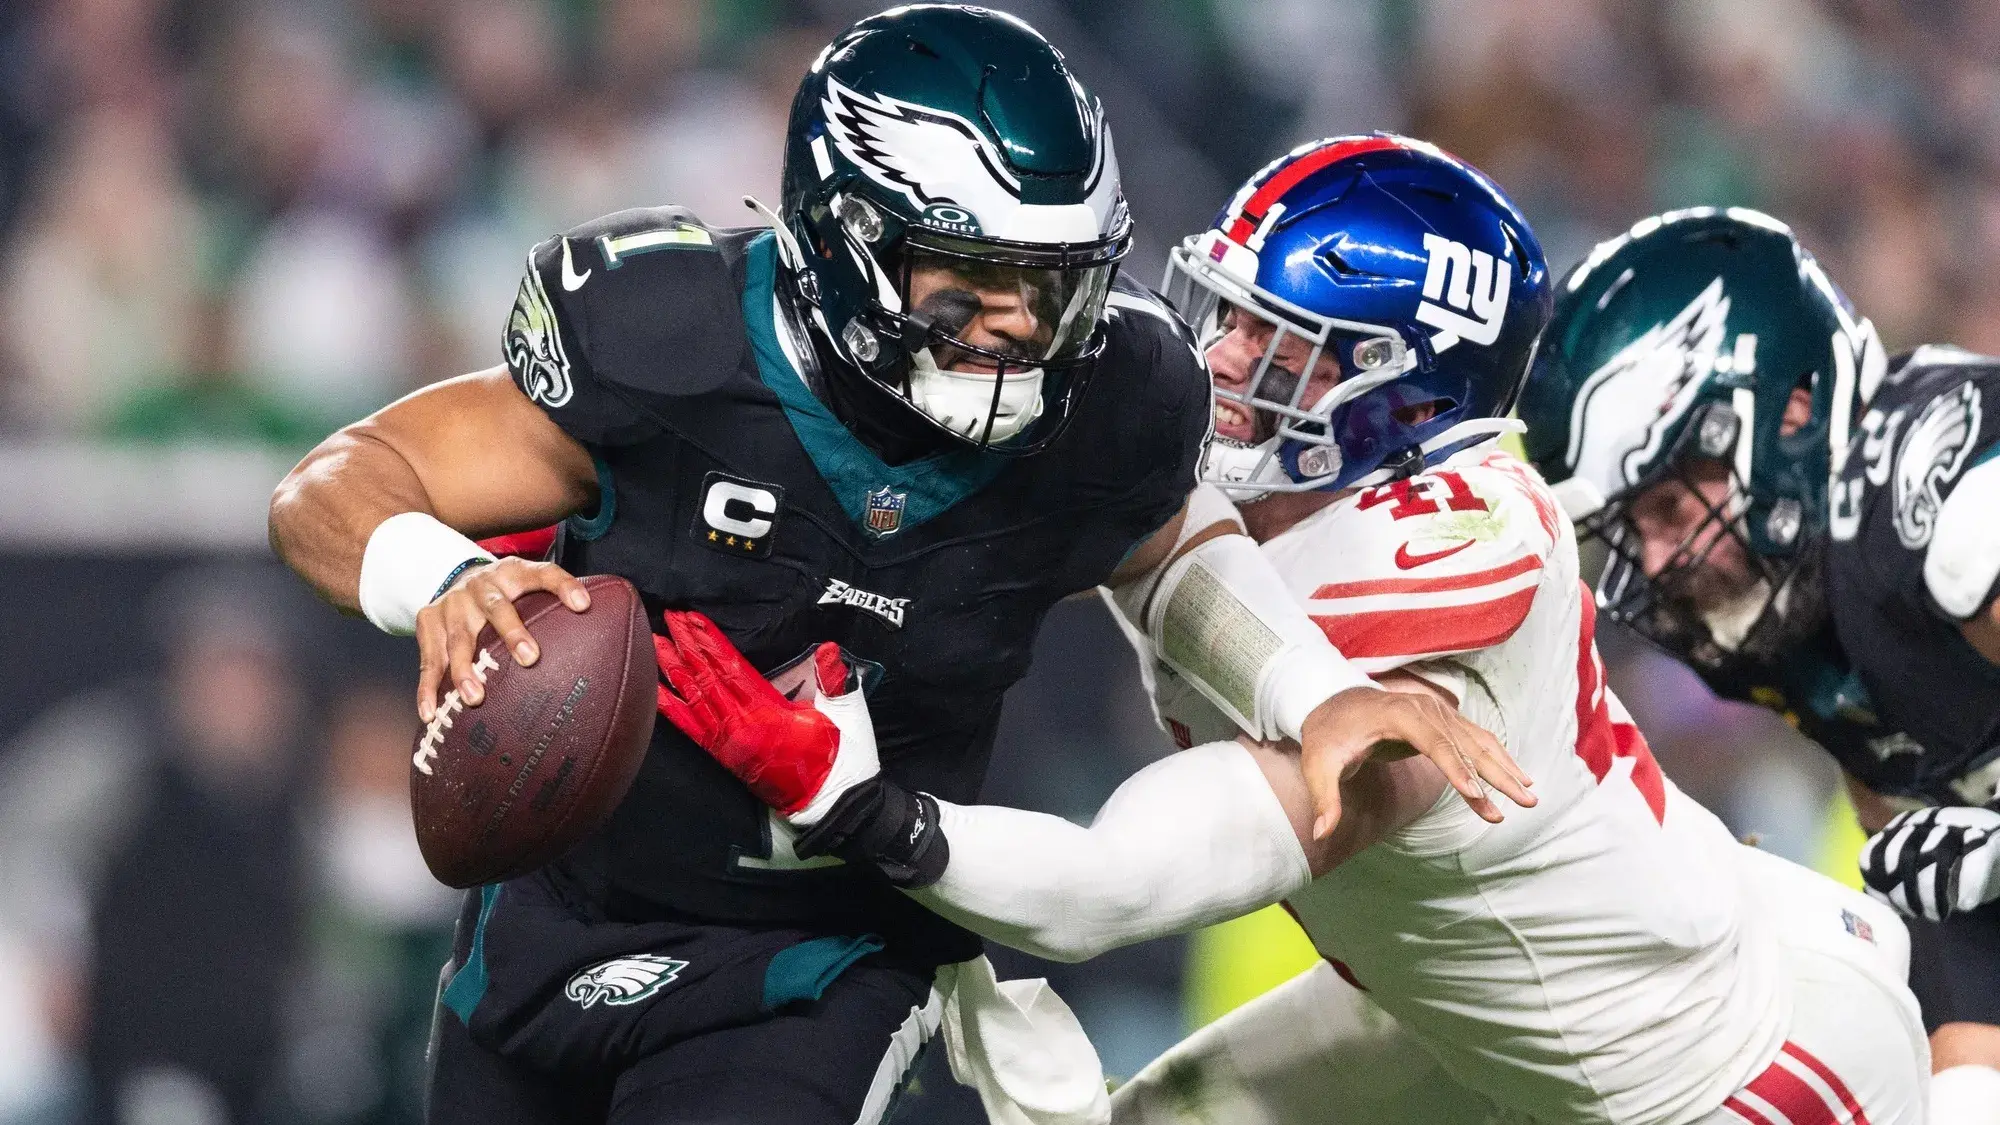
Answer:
[
  {"left": 1518, "top": 207, "right": 2000, "bottom": 1123},
  {"left": 268, "top": 7, "right": 1528, "bottom": 1123}
]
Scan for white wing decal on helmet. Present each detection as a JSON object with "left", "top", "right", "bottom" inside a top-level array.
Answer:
[
  {"left": 1565, "top": 277, "right": 1732, "bottom": 495},
  {"left": 822, "top": 79, "right": 1020, "bottom": 219},
  {"left": 1892, "top": 380, "right": 1981, "bottom": 549}
]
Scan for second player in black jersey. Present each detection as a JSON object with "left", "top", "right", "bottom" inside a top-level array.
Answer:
[{"left": 1520, "top": 207, "right": 2000, "bottom": 1117}]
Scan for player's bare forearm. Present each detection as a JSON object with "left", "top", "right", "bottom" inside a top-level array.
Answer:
[
  {"left": 270, "top": 427, "right": 434, "bottom": 611},
  {"left": 269, "top": 367, "right": 598, "bottom": 611}
]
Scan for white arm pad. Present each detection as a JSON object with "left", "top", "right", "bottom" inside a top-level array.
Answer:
[
  {"left": 1925, "top": 454, "right": 2000, "bottom": 619},
  {"left": 357, "top": 512, "right": 496, "bottom": 635},
  {"left": 911, "top": 741, "right": 1312, "bottom": 963},
  {"left": 1143, "top": 532, "right": 1376, "bottom": 741}
]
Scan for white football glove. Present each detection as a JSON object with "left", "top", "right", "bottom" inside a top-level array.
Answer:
[{"left": 1859, "top": 805, "right": 2000, "bottom": 922}]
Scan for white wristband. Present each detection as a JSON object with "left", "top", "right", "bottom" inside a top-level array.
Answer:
[
  {"left": 1266, "top": 642, "right": 1378, "bottom": 744},
  {"left": 358, "top": 512, "right": 496, "bottom": 636}
]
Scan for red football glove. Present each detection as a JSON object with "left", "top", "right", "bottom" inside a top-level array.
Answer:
[{"left": 653, "top": 610, "right": 858, "bottom": 818}]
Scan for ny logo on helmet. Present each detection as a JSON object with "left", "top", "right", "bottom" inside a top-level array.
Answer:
[
  {"left": 1415, "top": 233, "right": 1510, "bottom": 353},
  {"left": 564, "top": 954, "right": 688, "bottom": 1010}
]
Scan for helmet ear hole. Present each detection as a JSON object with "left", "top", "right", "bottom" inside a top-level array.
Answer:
[{"left": 1505, "top": 226, "right": 1533, "bottom": 279}]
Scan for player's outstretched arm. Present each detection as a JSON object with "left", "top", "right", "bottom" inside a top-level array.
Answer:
[
  {"left": 653, "top": 611, "right": 1449, "bottom": 962},
  {"left": 1105, "top": 485, "right": 1534, "bottom": 838},
  {"left": 270, "top": 367, "right": 599, "bottom": 719}
]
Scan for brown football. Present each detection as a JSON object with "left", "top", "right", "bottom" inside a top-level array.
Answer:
[{"left": 410, "top": 573, "right": 655, "bottom": 888}]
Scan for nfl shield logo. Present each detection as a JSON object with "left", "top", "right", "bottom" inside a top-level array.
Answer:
[{"left": 865, "top": 487, "right": 907, "bottom": 536}]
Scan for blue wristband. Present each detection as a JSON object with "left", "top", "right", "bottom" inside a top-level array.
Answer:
[{"left": 433, "top": 557, "right": 493, "bottom": 602}]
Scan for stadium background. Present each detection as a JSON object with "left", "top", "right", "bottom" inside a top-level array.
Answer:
[{"left": 0, "top": 0, "right": 1979, "bottom": 1120}]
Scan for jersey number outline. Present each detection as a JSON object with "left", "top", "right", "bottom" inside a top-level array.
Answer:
[
  {"left": 596, "top": 225, "right": 716, "bottom": 269},
  {"left": 1356, "top": 471, "right": 1490, "bottom": 521},
  {"left": 1574, "top": 582, "right": 1668, "bottom": 823}
]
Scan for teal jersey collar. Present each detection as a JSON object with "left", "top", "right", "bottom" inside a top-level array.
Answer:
[{"left": 739, "top": 231, "right": 1006, "bottom": 536}]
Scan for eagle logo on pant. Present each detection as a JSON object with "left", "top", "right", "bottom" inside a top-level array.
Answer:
[{"left": 564, "top": 954, "right": 688, "bottom": 1009}]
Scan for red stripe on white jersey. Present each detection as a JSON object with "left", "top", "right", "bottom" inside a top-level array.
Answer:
[
  {"left": 1722, "top": 1040, "right": 1869, "bottom": 1125},
  {"left": 1781, "top": 1043, "right": 1870, "bottom": 1125},
  {"left": 1723, "top": 1095, "right": 1780, "bottom": 1125},
  {"left": 1309, "top": 553, "right": 1542, "bottom": 602},
  {"left": 1572, "top": 582, "right": 1667, "bottom": 823},
  {"left": 1312, "top": 585, "right": 1536, "bottom": 661}
]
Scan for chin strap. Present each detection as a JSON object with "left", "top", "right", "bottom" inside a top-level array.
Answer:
[{"left": 743, "top": 196, "right": 806, "bottom": 273}]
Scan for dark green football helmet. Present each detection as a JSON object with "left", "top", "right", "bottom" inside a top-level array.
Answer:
[
  {"left": 774, "top": 4, "right": 1131, "bottom": 452},
  {"left": 1518, "top": 208, "right": 1884, "bottom": 685}
]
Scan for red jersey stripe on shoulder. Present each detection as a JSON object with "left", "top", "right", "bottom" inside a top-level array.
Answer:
[
  {"left": 1310, "top": 553, "right": 1542, "bottom": 602},
  {"left": 1311, "top": 586, "right": 1536, "bottom": 660},
  {"left": 1781, "top": 1043, "right": 1871, "bottom": 1125}
]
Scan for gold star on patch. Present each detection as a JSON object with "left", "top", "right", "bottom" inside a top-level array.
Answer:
[
  {"left": 707, "top": 530, "right": 718, "bottom": 541},
  {"left": 741, "top": 539, "right": 756, "bottom": 551},
  {"left": 725, "top": 535, "right": 737, "bottom": 547}
]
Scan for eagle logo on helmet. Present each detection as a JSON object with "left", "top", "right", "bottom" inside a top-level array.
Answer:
[
  {"left": 1565, "top": 277, "right": 1733, "bottom": 493},
  {"left": 819, "top": 78, "right": 1119, "bottom": 243},
  {"left": 564, "top": 954, "right": 688, "bottom": 1010},
  {"left": 822, "top": 79, "right": 1020, "bottom": 220},
  {"left": 506, "top": 256, "right": 574, "bottom": 408},
  {"left": 1892, "top": 380, "right": 1981, "bottom": 549}
]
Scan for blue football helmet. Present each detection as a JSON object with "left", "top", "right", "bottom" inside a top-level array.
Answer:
[{"left": 1164, "top": 134, "right": 1552, "bottom": 497}]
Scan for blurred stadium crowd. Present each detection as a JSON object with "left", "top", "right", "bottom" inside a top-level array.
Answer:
[{"left": 0, "top": 0, "right": 1994, "bottom": 1122}]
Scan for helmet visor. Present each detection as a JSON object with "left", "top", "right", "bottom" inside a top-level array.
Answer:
[{"left": 898, "top": 242, "right": 1116, "bottom": 368}]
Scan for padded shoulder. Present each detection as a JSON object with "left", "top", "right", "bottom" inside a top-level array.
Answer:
[
  {"left": 504, "top": 208, "right": 766, "bottom": 445},
  {"left": 1060, "top": 278, "right": 1212, "bottom": 524},
  {"left": 1101, "top": 277, "right": 1211, "bottom": 448},
  {"left": 1285, "top": 450, "right": 1564, "bottom": 671}
]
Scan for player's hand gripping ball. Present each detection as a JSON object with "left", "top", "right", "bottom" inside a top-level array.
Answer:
[{"left": 409, "top": 573, "right": 656, "bottom": 888}]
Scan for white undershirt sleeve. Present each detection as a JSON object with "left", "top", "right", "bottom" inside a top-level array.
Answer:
[{"left": 909, "top": 740, "right": 1312, "bottom": 963}]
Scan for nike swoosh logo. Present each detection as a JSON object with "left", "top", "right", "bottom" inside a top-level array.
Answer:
[
  {"left": 561, "top": 239, "right": 591, "bottom": 291},
  {"left": 1394, "top": 539, "right": 1475, "bottom": 569}
]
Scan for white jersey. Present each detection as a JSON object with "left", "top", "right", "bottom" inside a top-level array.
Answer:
[{"left": 1154, "top": 447, "right": 1789, "bottom": 1125}]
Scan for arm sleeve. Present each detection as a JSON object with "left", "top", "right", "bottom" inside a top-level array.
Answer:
[
  {"left": 1303, "top": 453, "right": 1561, "bottom": 675},
  {"left": 908, "top": 741, "right": 1313, "bottom": 963}
]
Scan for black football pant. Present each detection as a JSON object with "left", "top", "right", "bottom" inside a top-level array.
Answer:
[
  {"left": 423, "top": 876, "right": 939, "bottom": 1125},
  {"left": 1907, "top": 896, "right": 2000, "bottom": 1031}
]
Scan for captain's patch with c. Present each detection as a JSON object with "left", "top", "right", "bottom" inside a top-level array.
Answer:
[{"left": 694, "top": 472, "right": 784, "bottom": 558}]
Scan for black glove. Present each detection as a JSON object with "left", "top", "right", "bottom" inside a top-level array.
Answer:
[{"left": 795, "top": 776, "right": 950, "bottom": 889}]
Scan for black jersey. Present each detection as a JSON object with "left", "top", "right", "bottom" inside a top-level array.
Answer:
[
  {"left": 1773, "top": 347, "right": 2000, "bottom": 806},
  {"left": 499, "top": 207, "right": 1210, "bottom": 961}
]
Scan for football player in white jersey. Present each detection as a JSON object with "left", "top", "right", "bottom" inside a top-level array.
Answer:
[{"left": 651, "top": 139, "right": 1930, "bottom": 1125}]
